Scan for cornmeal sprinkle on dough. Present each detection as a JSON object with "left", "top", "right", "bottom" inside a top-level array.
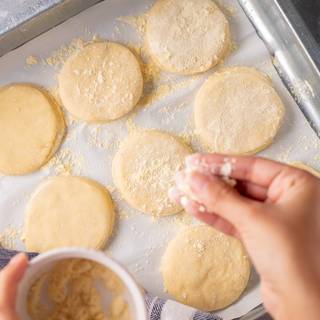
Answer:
[
  {"left": 113, "top": 130, "right": 191, "bottom": 216},
  {"left": 145, "top": 0, "right": 231, "bottom": 75},
  {"left": 195, "top": 67, "right": 285, "bottom": 155},
  {"left": 58, "top": 42, "right": 143, "bottom": 122}
]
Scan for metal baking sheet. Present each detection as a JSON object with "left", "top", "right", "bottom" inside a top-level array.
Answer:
[
  {"left": 0, "top": 0, "right": 101, "bottom": 56},
  {"left": 1, "top": 1, "right": 320, "bottom": 320}
]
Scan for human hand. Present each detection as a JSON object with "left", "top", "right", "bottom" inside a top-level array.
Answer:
[
  {"left": 0, "top": 253, "right": 27, "bottom": 320},
  {"left": 170, "top": 153, "right": 320, "bottom": 320}
]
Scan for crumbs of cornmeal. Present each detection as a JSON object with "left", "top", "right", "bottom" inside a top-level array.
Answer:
[
  {"left": 27, "top": 34, "right": 104, "bottom": 69},
  {"left": 45, "top": 38, "right": 86, "bottom": 67},
  {"left": 87, "top": 126, "right": 120, "bottom": 151},
  {"left": 45, "top": 148, "right": 85, "bottom": 176},
  {"left": 26, "top": 55, "right": 39, "bottom": 65},
  {"left": 0, "top": 226, "right": 21, "bottom": 249},
  {"left": 118, "top": 210, "right": 130, "bottom": 220}
]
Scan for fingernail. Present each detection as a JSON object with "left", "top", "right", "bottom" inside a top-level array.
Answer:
[
  {"left": 179, "top": 195, "right": 208, "bottom": 214},
  {"left": 9, "top": 253, "right": 26, "bottom": 266},
  {"left": 180, "top": 195, "right": 197, "bottom": 212}
]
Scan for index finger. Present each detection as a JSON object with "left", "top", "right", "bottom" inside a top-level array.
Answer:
[{"left": 186, "top": 153, "right": 286, "bottom": 188}]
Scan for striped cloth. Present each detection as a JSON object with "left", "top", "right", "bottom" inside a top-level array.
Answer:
[{"left": 0, "top": 249, "right": 222, "bottom": 320}]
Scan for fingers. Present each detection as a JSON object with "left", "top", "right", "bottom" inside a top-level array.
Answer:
[
  {"left": 169, "top": 186, "right": 239, "bottom": 237},
  {"left": 175, "top": 170, "right": 262, "bottom": 229},
  {"left": 0, "top": 253, "right": 28, "bottom": 317},
  {"left": 236, "top": 181, "right": 268, "bottom": 201},
  {"left": 186, "top": 153, "right": 286, "bottom": 188}
]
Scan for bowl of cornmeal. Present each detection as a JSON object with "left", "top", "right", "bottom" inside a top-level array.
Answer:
[{"left": 16, "top": 248, "right": 147, "bottom": 320}]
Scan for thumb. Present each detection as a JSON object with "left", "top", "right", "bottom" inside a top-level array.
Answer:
[
  {"left": 0, "top": 253, "right": 28, "bottom": 318},
  {"left": 176, "top": 170, "right": 262, "bottom": 230}
]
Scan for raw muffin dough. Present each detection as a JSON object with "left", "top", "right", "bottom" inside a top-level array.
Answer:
[
  {"left": 112, "top": 130, "right": 191, "bottom": 216},
  {"left": 28, "top": 258, "right": 131, "bottom": 320},
  {"left": 291, "top": 162, "right": 320, "bottom": 178},
  {"left": 0, "top": 84, "right": 65, "bottom": 175},
  {"left": 146, "top": 0, "right": 231, "bottom": 75},
  {"left": 195, "top": 67, "right": 285, "bottom": 155},
  {"left": 161, "top": 225, "right": 251, "bottom": 311},
  {"left": 58, "top": 42, "right": 143, "bottom": 122},
  {"left": 23, "top": 176, "right": 115, "bottom": 252}
]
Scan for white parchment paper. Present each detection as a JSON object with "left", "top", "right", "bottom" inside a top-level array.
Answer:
[{"left": 0, "top": 1, "right": 319, "bottom": 319}]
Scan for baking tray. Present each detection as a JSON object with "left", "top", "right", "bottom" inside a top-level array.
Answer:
[
  {"left": 1, "top": 1, "right": 320, "bottom": 320},
  {"left": 0, "top": 0, "right": 102, "bottom": 56},
  {"left": 239, "top": 0, "right": 320, "bottom": 138}
]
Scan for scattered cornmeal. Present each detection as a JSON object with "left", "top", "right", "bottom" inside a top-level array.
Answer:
[{"left": 27, "top": 258, "right": 131, "bottom": 320}]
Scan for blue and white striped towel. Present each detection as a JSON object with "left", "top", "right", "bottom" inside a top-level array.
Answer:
[{"left": 0, "top": 249, "right": 222, "bottom": 320}]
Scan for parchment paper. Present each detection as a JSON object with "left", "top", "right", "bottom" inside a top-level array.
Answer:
[{"left": 0, "top": 1, "right": 319, "bottom": 319}]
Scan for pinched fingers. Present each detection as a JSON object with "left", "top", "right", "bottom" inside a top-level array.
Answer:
[
  {"left": 169, "top": 186, "right": 239, "bottom": 237},
  {"left": 173, "top": 169, "right": 263, "bottom": 231},
  {"left": 185, "top": 153, "right": 285, "bottom": 188}
]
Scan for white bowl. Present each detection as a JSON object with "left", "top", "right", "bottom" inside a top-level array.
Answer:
[{"left": 16, "top": 248, "right": 147, "bottom": 320}]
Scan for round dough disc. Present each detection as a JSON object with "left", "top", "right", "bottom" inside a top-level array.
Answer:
[
  {"left": 195, "top": 67, "right": 285, "bottom": 155},
  {"left": 112, "top": 130, "right": 191, "bottom": 216},
  {"left": 58, "top": 42, "right": 143, "bottom": 122},
  {"left": 23, "top": 176, "right": 115, "bottom": 252},
  {"left": 161, "top": 225, "right": 251, "bottom": 311},
  {"left": 291, "top": 162, "right": 320, "bottom": 178},
  {"left": 146, "top": 0, "right": 231, "bottom": 75},
  {"left": 0, "top": 84, "right": 65, "bottom": 175}
]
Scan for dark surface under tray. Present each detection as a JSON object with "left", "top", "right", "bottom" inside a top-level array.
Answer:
[{"left": 292, "top": 0, "right": 320, "bottom": 45}]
